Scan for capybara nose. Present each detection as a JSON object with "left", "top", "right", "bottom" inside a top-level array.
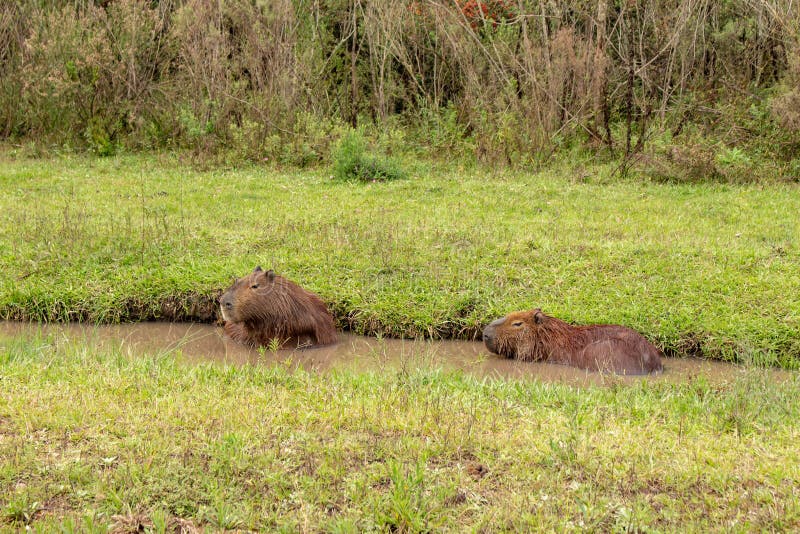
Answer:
[
  {"left": 483, "top": 322, "right": 499, "bottom": 353},
  {"left": 222, "top": 300, "right": 233, "bottom": 309},
  {"left": 482, "top": 327, "right": 495, "bottom": 346}
]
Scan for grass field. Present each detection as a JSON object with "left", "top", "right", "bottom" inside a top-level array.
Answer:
[
  {"left": 1, "top": 334, "right": 799, "bottom": 531},
  {"left": 2, "top": 151, "right": 800, "bottom": 531},
  {"left": 1, "top": 151, "right": 798, "bottom": 366}
]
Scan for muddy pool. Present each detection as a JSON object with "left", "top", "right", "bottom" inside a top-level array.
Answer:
[{"left": 0, "top": 322, "right": 793, "bottom": 386}]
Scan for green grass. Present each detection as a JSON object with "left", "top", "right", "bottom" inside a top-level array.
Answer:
[
  {"left": 1, "top": 334, "right": 799, "bottom": 531},
  {"left": 0, "top": 150, "right": 799, "bottom": 366}
]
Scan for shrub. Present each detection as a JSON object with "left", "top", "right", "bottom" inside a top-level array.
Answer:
[{"left": 332, "top": 129, "right": 406, "bottom": 182}]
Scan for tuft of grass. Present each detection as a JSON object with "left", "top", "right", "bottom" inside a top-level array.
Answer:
[
  {"left": 2, "top": 492, "right": 40, "bottom": 526},
  {"left": 332, "top": 129, "right": 407, "bottom": 182},
  {"left": 0, "top": 335, "right": 799, "bottom": 530}
]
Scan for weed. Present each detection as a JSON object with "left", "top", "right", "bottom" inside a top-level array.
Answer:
[
  {"left": 268, "top": 338, "right": 282, "bottom": 354},
  {"left": 2, "top": 492, "right": 40, "bottom": 526},
  {"left": 375, "top": 459, "right": 436, "bottom": 532}
]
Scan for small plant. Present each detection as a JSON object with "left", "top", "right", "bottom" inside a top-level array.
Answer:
[
  {"left": 715, "top": 146, "right": 755, "bottom": 183},
  {"left": 376, "top": 459, "right": 433, "bottom": 532},
  {"left": 332, "top": 129, "right": 406, "bottom": 182},
  {"left": 84, "top": 118, "right": 117, "bottom": 157},
  {"left": 149, "top": 508, "right": 170, "bottom": 534},
  {"left": 3, "top": 492, "right": 40, "bottom": 526},
  {"left": 716, "top": 146, "right": 752, "bottom": 168},
  {"left": 267, "top": 337, "right": 282, "bottom": 354},
  {"left": 179, "top": 106, "right": 214, "bottom": 141},
  {"left": 202, "top": 499, "right": 242, "bottom": 530}
]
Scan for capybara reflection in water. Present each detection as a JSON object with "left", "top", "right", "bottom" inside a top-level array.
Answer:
[
  {"left": 483, "top": 309, "right": 663, "bottom": 374},
  {"left": 219, "top": 266, "right": 337, "bottom": 349}
]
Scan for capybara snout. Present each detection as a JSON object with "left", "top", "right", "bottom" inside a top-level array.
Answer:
[
  {"left": 218, "top": 293, "right": 234, "bottom": 320},
  {"left": 483, "top": 309, "right": 663, "bottom": 374},
  {"left": 481, "top": 317, "right": 506, "bottom": 354}
]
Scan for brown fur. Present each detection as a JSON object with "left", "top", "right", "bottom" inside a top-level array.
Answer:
[
  {"left": 482, "top": 309, "right": 663, "bottom": 374},
  {"left": 219, "top": 267, "right": 337, "bottom": 348}
]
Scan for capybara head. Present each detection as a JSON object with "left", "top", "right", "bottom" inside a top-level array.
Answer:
[
  {"left": 482, "top": 309, "right": 546, "bottom": 360},
  {"left": 219, "top": 266, "right": 278, "bottom": 323}
]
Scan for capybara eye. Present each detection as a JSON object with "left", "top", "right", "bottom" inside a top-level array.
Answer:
[
  {"left": 251, "top": 284, "right": 259, "bottom": 289},
  {"left": 512, "top": 321, "right": 523, "bottom": 327}
]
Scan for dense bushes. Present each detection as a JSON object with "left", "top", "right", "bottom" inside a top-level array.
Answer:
[{"left": 1, "top": 1, "right": 798, "bottom": 178}]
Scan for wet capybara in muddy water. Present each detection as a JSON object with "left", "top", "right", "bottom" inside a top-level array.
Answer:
[
  {"left": 482, "top": 309, "right": 663, "bottom": 374},
  {"left": 219, "top": 267, "right": 337, "bottom": 348}
]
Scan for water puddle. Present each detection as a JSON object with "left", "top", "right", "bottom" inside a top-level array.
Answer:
[{"left": 1, "top": 322, "right": 793, "bottom": 386}]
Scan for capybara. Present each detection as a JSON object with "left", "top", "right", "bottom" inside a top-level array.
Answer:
[
  {"left": 219, "top": 266, "right": 337, "bottom": 348},
  {"left": 482, "top": 309, "right": 663, "bottom": 374}
]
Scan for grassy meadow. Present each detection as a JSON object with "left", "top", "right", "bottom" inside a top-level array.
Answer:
[
  {"left": 1, "top": 150, "right": 800, "bottom": 530},
  {"left": 1, "top": 334, "right": 799, "bottom": 531},
  {"left": 0, "top": 151, "right": 798, "bottom": 365}
]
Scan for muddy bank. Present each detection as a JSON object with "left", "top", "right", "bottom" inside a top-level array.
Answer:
[{"left": 2, "top": 321, "right": 794, "bottom": 386}]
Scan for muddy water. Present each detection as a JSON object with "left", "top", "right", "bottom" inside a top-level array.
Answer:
[{"left": 0, "top": 322, "right": 792, "bottom": 386}]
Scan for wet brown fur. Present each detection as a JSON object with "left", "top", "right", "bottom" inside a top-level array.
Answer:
[
  {"left": 219, "top": 267, "right": 337, "bottom": 348},
  {"left": 483, "top": 309, "right": 663, "bottom": 374}
]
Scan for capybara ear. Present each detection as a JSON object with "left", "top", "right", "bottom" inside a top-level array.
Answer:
[
  {"left": 533, "top": 309, "right": 544, "bottom": 324},
  {"left": 266, "top": 269, "right": 275, "bottom": 281},
  {"left": 254, "top": 266, "right": 263, "bottom": 273}
]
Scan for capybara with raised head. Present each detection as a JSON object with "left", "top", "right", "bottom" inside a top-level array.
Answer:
[
  {"left": 219, "top": 266, "right": 337, "bottom": 348},
  {"left": 482, "top": 309, "right": 663, "bottom": 374}
]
